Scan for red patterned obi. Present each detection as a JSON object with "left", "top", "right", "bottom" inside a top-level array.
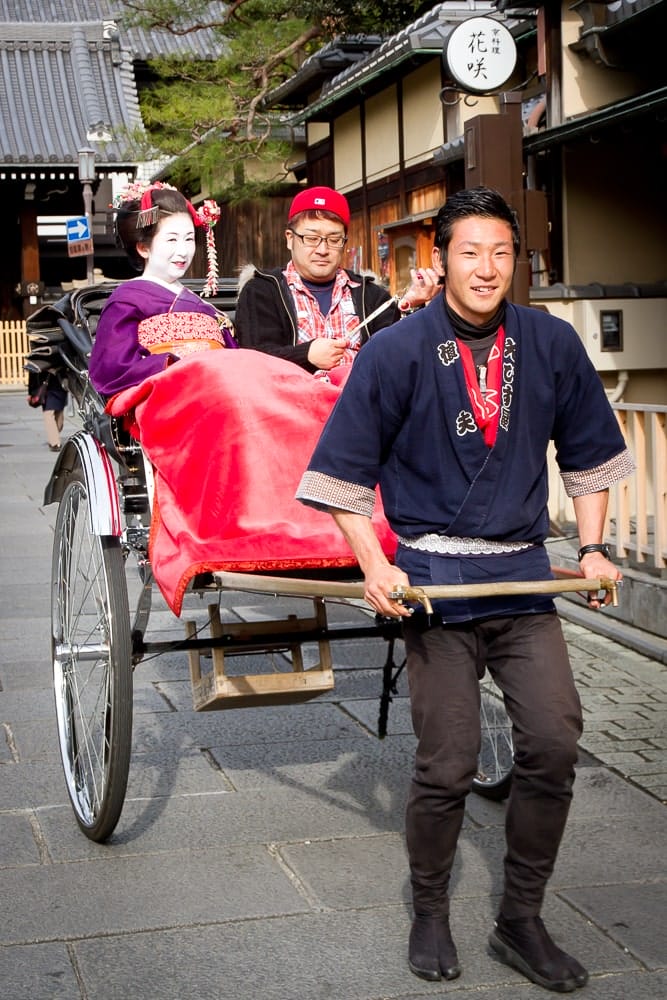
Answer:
[{"left": 138, "top": 312, "right": 229, "bottom": 357}]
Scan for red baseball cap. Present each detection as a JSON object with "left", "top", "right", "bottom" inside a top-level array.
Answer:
[{"left": 288, "top": 186, "right": 350, "bottom": 228}]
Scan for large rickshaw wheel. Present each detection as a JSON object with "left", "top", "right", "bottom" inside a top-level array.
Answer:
[
  {"left": 473, "top": 671, "right": 513, "bottom": 801},
  {"left": 51, "top": 471, "right": 133, "bottom": 841}
]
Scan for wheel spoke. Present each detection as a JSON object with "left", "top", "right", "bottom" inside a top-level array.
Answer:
[
  {"left": 474, "top": 672, "right": 513, "bottom": 800},
  {"left": 66, "top": 659, "right": 111, "bottom": 812}
]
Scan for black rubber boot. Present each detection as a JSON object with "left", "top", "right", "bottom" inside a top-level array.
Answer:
[
  {"left": 489, "top": 914, "right": 589, "bottom": 992},
  {"left": 408, "top": 913, "right": 461, "bottom": 982}
]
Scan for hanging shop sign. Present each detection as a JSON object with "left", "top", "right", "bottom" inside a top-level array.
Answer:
[{"left": 445, "top": 16, "right": 517, "bottom": 95}]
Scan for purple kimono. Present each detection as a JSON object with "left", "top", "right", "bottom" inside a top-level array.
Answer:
[{"left": 89, "top": 279, "right": 236, "bottom": 396}]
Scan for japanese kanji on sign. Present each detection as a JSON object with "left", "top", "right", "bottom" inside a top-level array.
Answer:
[{"left": 445, "top": 16, "right": 517, "bottom": 94}]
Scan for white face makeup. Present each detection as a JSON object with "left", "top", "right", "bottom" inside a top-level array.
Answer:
[{"left": 139, "top": 212, "right": 196, "bottom": 285}]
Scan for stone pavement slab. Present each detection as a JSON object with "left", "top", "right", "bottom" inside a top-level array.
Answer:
[
  {"left": 0, "top": 943, "right": 81, "bottom": 1000},
  {"left": 0, "top": 812, "right": 43, "bottom": 866},
  {"left": 0, "top": 843, "right": 307, "bottom": 946},
  {"left": 565, "top": 882, "right": 666, "bottom": 971},
  {"left": 38, "top": 901, "right": 643, "bottom": 1000},
  {"left": 1, "top": 759, "right": 68, "bottom": 811},
  {"left": 37, "top": 777, "right": 405, "bottom": 863}
]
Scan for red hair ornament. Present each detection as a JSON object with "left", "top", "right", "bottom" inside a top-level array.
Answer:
[{"left": 197, "top": 199, "right": 221, "bottom": 298}]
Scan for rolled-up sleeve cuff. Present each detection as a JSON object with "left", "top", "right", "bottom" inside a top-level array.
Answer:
[
  {"left": 560, "top": 447, "right": 636, "bottom": 498},
  {"left": 296, "top": 471, "right": 376, "bottom": 517}
]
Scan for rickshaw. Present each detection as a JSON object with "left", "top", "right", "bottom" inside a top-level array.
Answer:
[{"left": 27, "top": 283, "right": 616, "bottom": 843}]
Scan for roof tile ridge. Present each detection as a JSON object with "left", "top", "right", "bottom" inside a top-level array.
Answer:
[{"left": 70, "top": 23, "right": 103, "bottom": 136}]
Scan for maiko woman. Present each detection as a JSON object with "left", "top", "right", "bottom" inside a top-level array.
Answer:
[{"left": 90, "top": 182, "right": 236, "bottom": 396}]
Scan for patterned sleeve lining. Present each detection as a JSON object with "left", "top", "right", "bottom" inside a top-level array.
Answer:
[
  {"left": 296, "top": 471, "right": 376, "bottom": 517},
  {"left": 560, "top": 447, "right": 636, "bottom": 498}
]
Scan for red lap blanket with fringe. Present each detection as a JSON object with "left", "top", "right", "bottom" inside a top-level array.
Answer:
[{"left": 107, "top": 351, "right": 396, "bottom": 616}]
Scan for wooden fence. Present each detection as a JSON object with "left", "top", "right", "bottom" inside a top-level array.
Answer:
[
  {"left": 549, "top": 402, "right": 666, "bottom": 572},
  {"left": 0, "top": 320, "right": 28, "bottom": 387},
  {"left": 609, "top": 404, "right": 666, "bottom": 572}
]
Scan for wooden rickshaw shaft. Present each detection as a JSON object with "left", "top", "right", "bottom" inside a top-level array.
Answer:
[{"left": 213, "top": 571, "right": 619, "bottom": 614}]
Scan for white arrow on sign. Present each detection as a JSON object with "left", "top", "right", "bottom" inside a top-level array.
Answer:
[{"left": 66, "top": 217, "right": 90, "bottom": 241}]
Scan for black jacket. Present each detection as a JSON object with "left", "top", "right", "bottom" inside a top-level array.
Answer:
[{"left": 235, "top": 266, "right": 399, "bottom": 373}]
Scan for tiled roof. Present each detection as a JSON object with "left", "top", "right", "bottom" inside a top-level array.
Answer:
[
  {"left": 570, "top": 0, "right": 665, "bottom": 77},
  {"left": 0, "top": 1, "right": 222, "bottom": 59},
  {"left": 0, "top": 22, "right": 143, "bottom": 166},
  {"left": 602, "top": 0, "right": 665, "bottom": 29},
  {"left": 264, "top": 36, "right": 384, "bottom": 109},
  {"left": 0, "top": 2, "right": 223, "bottom": 168}
]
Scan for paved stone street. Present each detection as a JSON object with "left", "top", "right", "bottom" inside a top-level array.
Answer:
[
  {"left": 562, "top": 622, "right": 666, "bottom": 803},
  {"left": 1, "top": 391, "right": 665, "bottom": 1000}
]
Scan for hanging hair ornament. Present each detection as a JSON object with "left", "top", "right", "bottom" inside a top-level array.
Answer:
[{"left": 197, "top": 199, "right": 221, "bottom": 297}]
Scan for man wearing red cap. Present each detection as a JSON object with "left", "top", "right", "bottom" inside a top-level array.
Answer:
[{"left": 235, "top": 186, "right": 438, "bottom": 373}]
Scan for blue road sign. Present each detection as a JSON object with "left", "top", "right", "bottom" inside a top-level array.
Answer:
[{"left": 66, "top": 216, "right": 90, "bottom": 242}]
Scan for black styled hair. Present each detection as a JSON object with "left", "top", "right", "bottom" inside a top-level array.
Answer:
[
  {"left": 434, "top": 187, "right": 521, "bottom": 271},
  {"left": 115, "top": 188, "right": 195, "bottom": 272}
]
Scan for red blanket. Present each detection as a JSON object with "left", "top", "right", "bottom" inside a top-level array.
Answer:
[{"left": 108, "top": 351, "right": 396, "bottom": 615}]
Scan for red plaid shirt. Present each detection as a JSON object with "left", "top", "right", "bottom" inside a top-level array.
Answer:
[{"left": 284, "top": 261, "right": 362, "bottom": 367}]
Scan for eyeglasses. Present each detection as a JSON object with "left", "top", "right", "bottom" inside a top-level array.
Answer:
[{"left": 289, "top": 230, "right": 348, "bottom": 250}]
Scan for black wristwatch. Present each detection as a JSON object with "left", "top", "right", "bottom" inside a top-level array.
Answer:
[{"left": 577, "top": 543, "right": 611, "bottom": 562}]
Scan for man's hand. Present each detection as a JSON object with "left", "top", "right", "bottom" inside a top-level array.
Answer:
[
  {"left": 579, "top": 551, "right": 622, "bottom": 609},
  {"left": 307, "top": 337, "right": 350, "bottom": 370},
  {"left": 363, "top": 560, "right": 414, "bottom": 619},
  {"left": 403, "top": 267, "right": 441, "bottom": 309},
  {"left": 572, "top": 493, "right": 621, "bottom": 610},
  {"left": 330, "top": 509, "right": 413, "bottom": 618}
]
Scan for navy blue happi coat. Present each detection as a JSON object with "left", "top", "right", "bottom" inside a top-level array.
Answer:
[{"left": 298, "top": 295, "right": 631, "bottom": 621}]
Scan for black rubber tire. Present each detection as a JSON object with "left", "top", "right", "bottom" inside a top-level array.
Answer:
[
  {"left": 52, "top": 473, "right": 133, "bottom": 841},
  {"left": 473, "top": 670, "right": 513, "bottom": 801}
]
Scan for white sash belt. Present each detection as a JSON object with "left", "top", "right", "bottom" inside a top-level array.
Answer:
[{"left": 397, "top": 534, "right": 534, "bottom": 556}]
